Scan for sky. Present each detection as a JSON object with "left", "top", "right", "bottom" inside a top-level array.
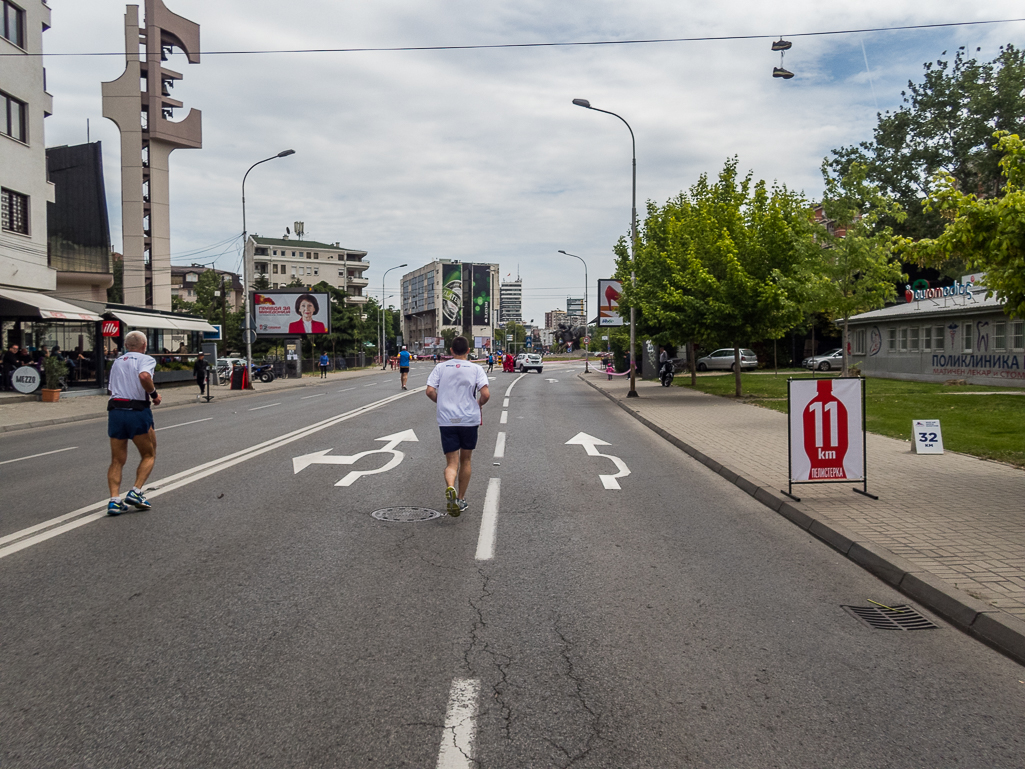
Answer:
[{"left": 41, "top": 0, "right": 1025, "bottom": 325}]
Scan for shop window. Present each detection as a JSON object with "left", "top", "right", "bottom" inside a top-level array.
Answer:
[
  {"left": 909, "top": 327, "right": 919, "bottom": 351},
  {"left": 1, "top": 187, "right": 28, "bottom": 234},
  {"left": 994, "top": 322, "right": 1007, "bottom": 351},
  {"left": 899, "top": 327, "right": 908, "bottom": 352},
  {"left": 1012, "top": 321, "right": 1024, "bottom": 350}
]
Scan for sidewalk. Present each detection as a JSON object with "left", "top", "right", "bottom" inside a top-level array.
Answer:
[
  {"left": 0, "top": 367, "right": 383, "bottom": 433},
  {"left": 582, "top": 371, "right": 1025, "bottom": 667}
]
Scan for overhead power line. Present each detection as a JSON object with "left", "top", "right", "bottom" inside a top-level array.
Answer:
[{"left": 6, "top": 18, "right": 1024, "bottom": 57}]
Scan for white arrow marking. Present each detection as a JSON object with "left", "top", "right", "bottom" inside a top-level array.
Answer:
[
  {"left": 565, "top": 432, "right": 630, "bottom": 489},
  {"left": 292, "top": 429, "right": 419, "bottom": 486}
]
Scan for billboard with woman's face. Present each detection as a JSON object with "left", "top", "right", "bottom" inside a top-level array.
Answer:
[{"left": 253, "top": 291, "right": 331, "bottom": 336}]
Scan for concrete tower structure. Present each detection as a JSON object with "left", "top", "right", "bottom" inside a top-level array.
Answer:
[{"left": 101, "top": 0, "right": 201, "bottom": 310}]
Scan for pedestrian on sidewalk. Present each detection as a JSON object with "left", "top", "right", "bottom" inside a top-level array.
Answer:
[
  {"left": 425, "top": 335, "right": 490, "bottom": 517},
  {"left": 319, "top": 350, "right": 330, "bottom": 379},
  {"left": 105, "top": 330, "right": 161, "bottom": 516},
  {"left": 398, "top": 345, "right": 411, "bottom": 390},
  {"left": 193, "top": 351, "right": 209, "bottom": 400},
  {"left": 2, "top": 343, "right": 18, "bottom": 391}
]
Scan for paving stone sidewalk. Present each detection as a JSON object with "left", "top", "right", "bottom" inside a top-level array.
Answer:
[{"left": 582, "top": 371, "right": 1025, "bottom": 664}]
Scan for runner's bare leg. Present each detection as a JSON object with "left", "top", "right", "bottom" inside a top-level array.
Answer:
[
  {"left": 130, "top": 428, "right": 157, "bottom": 489},
  {"left": 108, "top": 438, "right": 129, "bottom": 497},
  {"left": 457, "top": 448, "right": 472, "bottom": 499}
]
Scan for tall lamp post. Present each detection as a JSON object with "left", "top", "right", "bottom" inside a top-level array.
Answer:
[
  {"left": 558, "top": 250, "right": 589, "bottom": 373},
  {"left": 242, "top": 149, "right": 295, "bottom": 385},
  {"left": 380, "top": 264, "right": 407, "bottom": 369},
  {"left": 572, "top": 98, "right": 638, "bottom": 397}
]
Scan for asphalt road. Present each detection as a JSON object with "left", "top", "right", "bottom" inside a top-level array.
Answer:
[{"left": 1, "top": 361, "right": 1023, "bottom": 768}]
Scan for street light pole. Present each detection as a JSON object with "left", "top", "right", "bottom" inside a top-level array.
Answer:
[
  {"left": 572, "top": 99, "right": 638, "bottom": 397},
  {"left": 380, "top": 265, "right": 407, "bottom": 369},
  {"left": 242, "top": 149, "right": 295, "bottom": 386},
  {"left": 558, "top": 250, "right": 589, "bottom": 373}
]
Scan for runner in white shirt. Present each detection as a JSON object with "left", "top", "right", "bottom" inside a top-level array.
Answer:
[
  {"left": 425, "top": 335, "right": 490, "bottom": 516},
  {"left": 105, "top": 330, "right": 161, "bottom": 515}
]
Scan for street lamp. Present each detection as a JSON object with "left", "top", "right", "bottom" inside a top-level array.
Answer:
[
  {"left": 380, "top": 265, "right": 407, "bottom": 369},
  {"left": 558, "top": 250, "right": 589, "bottom": 373},
  {"left": 572, "top": 98, "right": 638, "bottom": 397},
  {"left": 242, "top": 149, "right": 295, "bottom": 385}
]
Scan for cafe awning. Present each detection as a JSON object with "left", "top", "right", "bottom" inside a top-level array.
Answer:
[
  {"left": 0, "top": 288, "right": 104, "bottom": 322},
  {"left": 109, "top": 309, "right": 216, "bottom": 333}
]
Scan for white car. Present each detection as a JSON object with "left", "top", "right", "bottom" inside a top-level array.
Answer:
[
  {"left": 804, "top": 348, "right": 844, "bottom": 371},
  {"left": 695, "top": 348, "right": 758, "bottom": 371},
  {"left": 515, "top": 353, "right": 543, "bottom": 373}
]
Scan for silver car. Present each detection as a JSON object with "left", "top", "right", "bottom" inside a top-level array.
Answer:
[
  {"left": 515, "top": 353, "right": 543, "bottom": 373},
  {"left": 695, "top": 348, "right": 758, "bottom": 371},
  {"left": 804, "top": 348, "right": 843, "bottom": 371}
]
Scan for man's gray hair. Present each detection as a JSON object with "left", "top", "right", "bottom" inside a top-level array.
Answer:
[{"left": 124, "top": 330, "right": 147, "bottom": 351}]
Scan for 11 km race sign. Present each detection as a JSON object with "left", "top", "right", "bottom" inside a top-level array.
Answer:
[{"left": 786, "top": 378, "right": 875, "bottom": 500}]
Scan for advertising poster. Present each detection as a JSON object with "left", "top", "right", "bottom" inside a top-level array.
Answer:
[
  {"left": 788, "top": 378, "right": 864, "bottom": 483},
  {"left": 598, "top": 279, "right": 624, "bottom": 326},
  {"left": 253, "top": 291, "right": 330, "bottom": 336},
  {"left": 472, "top": 265, "right": 490, "bottom": 326},
  {"left": 441, "top": 264, "right": 462, "bottom": 326}
]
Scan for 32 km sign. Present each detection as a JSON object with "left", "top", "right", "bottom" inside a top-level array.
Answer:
[{"left": 786, "top": 377, "right": 875, "bottom": 500}]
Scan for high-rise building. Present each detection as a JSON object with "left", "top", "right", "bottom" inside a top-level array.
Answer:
[
  {"left": 545, "top": 309, "right": 569, "bottom": 330},
  {"left": 402, "top": 260, "right": 499, "bottom": 352},
  {"left": 500, "top": 278, "right": 522, "bottom": 323}
]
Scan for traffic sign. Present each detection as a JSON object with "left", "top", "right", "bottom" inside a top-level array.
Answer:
[{"left": 243, "top": 329, "right": 257, "bottom": 345}]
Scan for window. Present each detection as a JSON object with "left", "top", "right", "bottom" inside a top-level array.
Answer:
[
  {"left": 314, "top": 253, "right": 319, "bottom": 259},
  {"left": 273, "top": 250, "right": 278, "bottom": 256},
  {"left": 854, "top": 328, "right": 866, "bottom": 355},
  {"left": 909, "top": 327, "right": 919, "bottom": 351},
  {"left": 185, "top": 272, "right": 198, "bottom": 283},
  {"left": 306, "top": 252, "right": 311, "bottom": 259},
  {"left": 313, "top": 266, "right": 318, "bottom": 276},
  {"left": 923, "top": 326, "right": 933, "bottom": 351},
  {"left": 2, "top": 1, "right": 25, "bottom": 49},
  {"left": 291, "top": 266, "right": 297, "bottom": 276},
  {"left": 305, "top": 266, "right": 311, "bottom": 276},
  {"left": 338, "top": 269, "right": 344, "bottom": 277},
  {"left": 994, "top": 322, "right": 1007, "bottom": 351},
  {"left": 934, "top": 326, "right": 944, "bottom": 351},
  {"left": 963, "top": 322, "right": 972, "bottom": 353},
  {"left": 2, "top": 90, "right": 26, "bottom": 142},
  {"left": 254, "top": 247, "right": 268, "bottom": 256},
  {"left": 273, "top": 283, "right": 279, "bottom": 289},
  {"left": 1, "top": 187, "right": 28, "bottom": 234},
  {"left": 273, "top": 264, "right": 279, "bottom": 274},
  {"left": 1012, "top": 321, "right": 1024, "bottom": 350},
  {"left": 291, "top": 251, "right": 296, "bottom": 257},
  {"left": 899, "top": 327, "right": 908, "bottom": 352}
]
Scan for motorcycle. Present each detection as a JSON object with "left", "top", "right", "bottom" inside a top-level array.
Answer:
[
  {"left": 659, "top": 360, "right": 674, "bottom": 387},
  {"left": 251, "top": 363, "right": 275, "bottom": 383}
]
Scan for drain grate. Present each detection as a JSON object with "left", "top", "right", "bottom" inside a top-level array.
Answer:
[
  {"left": 371, "top": 507, "right": 444, "bottom": 522},
  {"left": 842, "top": 604, "right": 939, "bottom": 631}
]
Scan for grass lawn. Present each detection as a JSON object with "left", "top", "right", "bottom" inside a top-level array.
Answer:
[{"left": 679, "top": 372, "right": 1025, "bottom": 468}]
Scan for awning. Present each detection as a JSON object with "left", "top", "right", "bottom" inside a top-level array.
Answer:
[
  {"left": 0, "top": 288, "right": 104, "bottom": 322},
  {"left": 109, "top": 309, "right": 216, "bottom": 333}
]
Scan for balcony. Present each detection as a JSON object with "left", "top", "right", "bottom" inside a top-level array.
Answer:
[
  {"left": 345, "top": 294, "right": 368, "bottom": 305},
  {"left": 346, "top": 276, "right": 369, "bottom": 288}
]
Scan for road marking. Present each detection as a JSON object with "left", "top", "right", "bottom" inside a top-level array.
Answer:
[
  {"left": 493, "top": 432, "right": 506, "bottom": 459},
  {"left": 504, "top": 372, "right": 526, "bottom": 398},
  {"left": 155, "top": 418, "right": 212, "bottom": 431},
  {"left": 475, "top": 478, "right": 501, "bottom": 561},
  {"left": 0, "top": 388, "right": 425, "bottom": 561},
  {"left": 436, "top": 678, "right": 480, "bottom": 768},
  {"left": 0, "top": 446, "right": 77, "bottom": 466},
  {"left": 338, "top": 387, "right": 356, "bottom": 392},
  {"left": 545, "top": 378, "right": 559, "bottom": 383},
  {"left": 300, "top": 393, "right": 326, "bottom": 400},
  {"left": 500, "top": 411, "right": 508, "bottom": 424},
  {"left": 292, "top": 430, "right": 419, "bottom": 486},
  {"left": 565, "top": 432, "right": 631, "bottom": 489},
  {"left": 502, "top": 398, "right": 509, "bottom": 408},
  {"left": 249, "top": 402, "right": 281, "bottom": 411},
  {"left": 364, "top": 383, "right": 378, "bottom": 387}
]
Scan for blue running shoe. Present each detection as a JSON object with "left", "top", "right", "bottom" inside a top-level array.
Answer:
[
  {"left": 107, "top": 499, "right": 128, "bottom": 516},
  {"left": 124, "top": 489, "right": 151, "bottom": 510}
]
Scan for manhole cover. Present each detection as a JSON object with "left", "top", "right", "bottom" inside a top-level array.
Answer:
[
  {"left": 842, "top": 604, "right": 939, "bottom": 631},
  {"left": 371, "top": 507, "right": 445, "bottom": 522}
]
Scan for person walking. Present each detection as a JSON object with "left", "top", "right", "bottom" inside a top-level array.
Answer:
[
  {"left": 193, "top": 351, "right": 209, "bottom": 401},
  {"left": 487, "top": 353, "right": 494, "bottom": 373},
  {"left": 319, "top": 350, "right": 330, "bottom": 379},
  {"left": 425, "top": 335, "right": 490, "bottom": 517},
  {"left": 2, "top": 343, "right": 19, "bottom": 391},
  {"left": 105, "top": 330, "right": 161, "bottom": 516},
  {"left": 398, "top": 345, "right": 411, "bottom": 390}
]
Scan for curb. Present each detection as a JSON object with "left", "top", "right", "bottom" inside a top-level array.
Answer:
[{"left": 580, "top": 373, "right": 1025, "bottom": 669}]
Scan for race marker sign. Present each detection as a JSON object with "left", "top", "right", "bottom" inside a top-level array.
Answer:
[
  {"left": 786, "top": 377, "right": 875, "bottom": 500},
  {"left": 912, "top": 419, "right": 944, "bottom": 454}
]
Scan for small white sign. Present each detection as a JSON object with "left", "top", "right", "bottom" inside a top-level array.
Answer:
[{"left": 912, "top": 420, "right": 944, "bottom": 454}]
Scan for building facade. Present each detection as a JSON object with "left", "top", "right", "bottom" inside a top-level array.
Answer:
[
  {"left": 170, "top": 264, "right": 242, "bottom": 310},
  {"left": 401, "top": 260, "right": 499, "bottom": 352},
  {"left": 545, "top": 309, "right": 569, "bottom": 330},
  {"left": 499, "top": 278, "right": 522, "bottom": 324},
  {"left": 1, "top": 0, "right": 55, "bottom": 292},
  {"left": 246, "top": 235, "right": 369, "bottom": 304}
]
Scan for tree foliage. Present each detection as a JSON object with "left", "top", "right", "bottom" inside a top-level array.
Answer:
[{"left": 899, "top": 132, "right": 1025, "bottom": 318}]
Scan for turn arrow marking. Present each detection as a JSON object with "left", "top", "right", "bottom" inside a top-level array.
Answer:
[
  {"left": 292, "top": 429, "right": 419, "bottom": 486},
  {"left": 565, "top": 432, "right": 630, "bottom": 489}
]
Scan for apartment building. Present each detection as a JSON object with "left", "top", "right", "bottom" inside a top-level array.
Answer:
[
  {"left": 499, "top": 277, "right": 522, "bottom": 323},
  {"left": 170, "top": 264, "right": 243, "bottom": 310},
  {"left": 246, "top": 234, "right": 369, "bottom": 305}
]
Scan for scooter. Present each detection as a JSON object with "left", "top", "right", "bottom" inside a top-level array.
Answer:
[{"left": 659, "top": 361, "right": 674, "bottom": 387}]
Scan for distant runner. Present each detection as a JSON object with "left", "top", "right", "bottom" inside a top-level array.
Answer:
[
  {"left": 398, "top": 345, "right": 411, "bottom": 390},
  {"left": 105, "top": 330, "right": 161, "bottom": 515},
  {"left": 425, "top": 336, "right": 490, "bottom": 516}
]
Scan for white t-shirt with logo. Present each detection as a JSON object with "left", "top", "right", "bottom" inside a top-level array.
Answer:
[
  {"left": 426, "top": 359, "right": 489, "bottom": 426},
  {"left": 108, "top": 351, "right": 156, "bottom": 402}
]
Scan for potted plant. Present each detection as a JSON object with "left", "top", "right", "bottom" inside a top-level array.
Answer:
[{"left": 41, "top": 356, "right": 68, "bottom": 402}]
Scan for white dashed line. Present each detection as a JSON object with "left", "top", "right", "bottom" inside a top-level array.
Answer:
[
  {"left": 502, "top": 398, "right": 509, "bottom": 409},
  {"left": 435, "top": 678, "right": 480, "bottom": 768},
  {"left": 364, "top": 383, "right": 378, "bottom": 387},
  {"left": 493, "top": 432, "right": 506, "bottom": 459},
  {"left": 155, "top": 418, "right": 212, "bottom": 431},
  {"left": 338, "top": 387, "right": 356, "bottom": 392},
  {"left": 475, "top": 478, "right": 501, "bottom": 561},
  {"left": 0, "top": 446, "right": 77, "bottom": 466},
  {"left": 504, "top": 373, "right": 526, "bottom": 397},
  {"left": 300, "top": 393, "right": 326, "bottom": 399},
  {"left": 500, "top": 411, "right": 507, "bottom": 424},
  {"left": 248, "top": 402, "right": 280, "bottom": 411}
]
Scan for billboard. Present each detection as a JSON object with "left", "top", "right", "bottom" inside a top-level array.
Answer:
[
  {"left": 598, "top": 279, "right": 624, "bottom": 326},
  {"left": 472, "top": 265, "right": 490, "bottom": 326},
  {"left": 253, "top": 291, "right": 331, "bottom": 336},
  {"left": 441, "top": 264, "right": 462, "bottom": 327}
]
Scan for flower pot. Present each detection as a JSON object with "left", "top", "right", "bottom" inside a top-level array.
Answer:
[{"left": 40, "top": 388, "right": 61, "bottom": 403}]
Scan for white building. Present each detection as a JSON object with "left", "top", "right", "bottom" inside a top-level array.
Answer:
[
  {"left": 246, "top": 235, "right": 369, "bottom": 305},
  {"left": 1, "top": 0, "right": 55, "bottom": 292},
  {"left": 499, "top": 278, "right": 522, "bottom": 323}
]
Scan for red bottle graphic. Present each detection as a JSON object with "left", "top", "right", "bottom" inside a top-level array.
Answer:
[{"left": 803, "top": 379, "right": 849, "bottom": 480}]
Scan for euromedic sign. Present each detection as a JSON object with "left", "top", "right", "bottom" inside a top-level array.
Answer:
[{"left": 787, "top": 378, "right": 873, "bottom": 498}]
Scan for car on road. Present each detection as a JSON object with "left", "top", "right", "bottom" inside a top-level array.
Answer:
[
  {"left": 515, "top": 353, "right": 544, "bottom": 373},
  {"left": 695, "top": 348, "right": 758, "bottom": 371},
  {"left": 804, "top": 348, "right": 844, "bottom": 371}
]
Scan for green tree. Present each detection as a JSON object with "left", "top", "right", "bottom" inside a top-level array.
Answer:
[
  {"left": 829, "top": 45, "right": 1025, "bottom": 242},
  {"left": 899, "top": 131, "right": 1025, "bottom": 317},
  {"left": 814, "top": 162, "right": 907, "bottom": 376}
]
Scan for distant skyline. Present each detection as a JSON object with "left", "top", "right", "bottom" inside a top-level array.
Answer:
[{"left": 42, "top": 1, "right": 1025, "bottom": 322}]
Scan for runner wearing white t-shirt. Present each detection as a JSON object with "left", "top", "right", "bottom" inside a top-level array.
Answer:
[{"left": 425, "top": 335, "right": 490, "bottom": 516}]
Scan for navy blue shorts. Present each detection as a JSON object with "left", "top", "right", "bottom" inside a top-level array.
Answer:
[
  {"left": 439, "top": 425, "right": 479, "bottom": 454},
  {"left": 108, "top": 408, "right": 154, "bottom": 440}
]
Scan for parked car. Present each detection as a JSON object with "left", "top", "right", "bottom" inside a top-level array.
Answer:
[
  {"left": 514, "top": 353, "right": 544, "bottom": 373},
  {"left": 804, "top": 348, "right": 844, "bottom": 371},
  {"left": 695, "top": 348, "right": 758, "bottom": 371}
]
